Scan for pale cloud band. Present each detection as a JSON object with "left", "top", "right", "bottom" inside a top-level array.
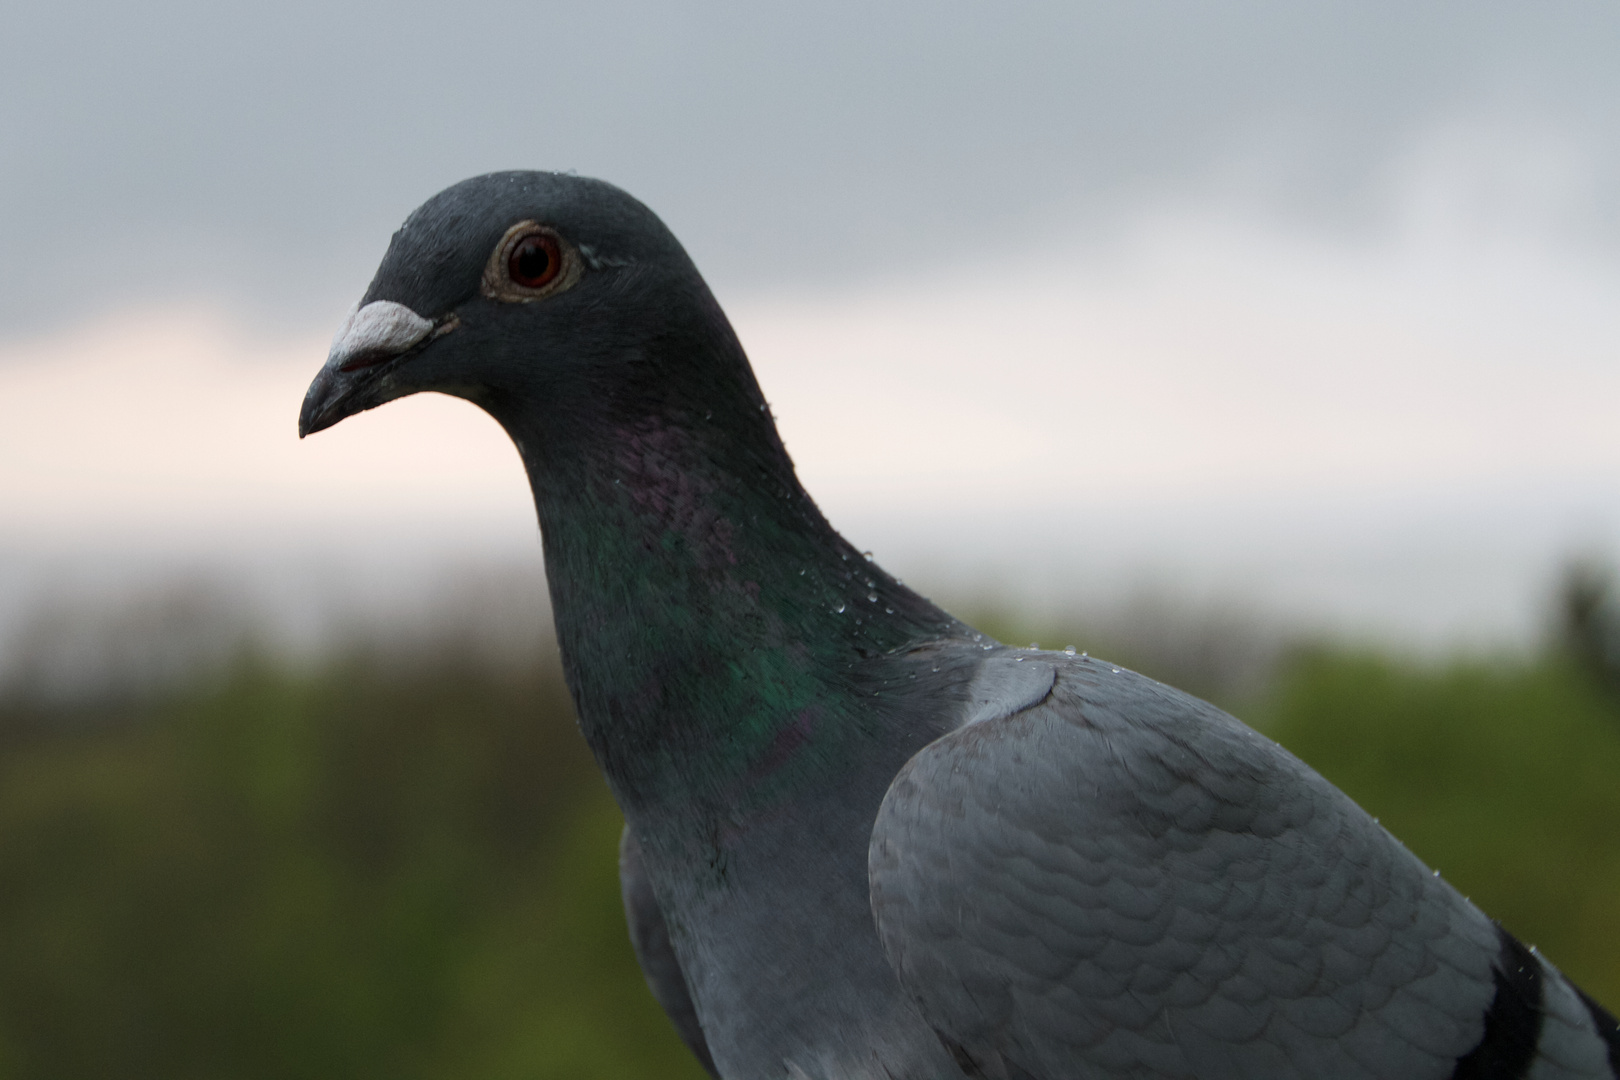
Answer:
[{"left": 2, "top": 197, "right": 1614, "bottom": 648}]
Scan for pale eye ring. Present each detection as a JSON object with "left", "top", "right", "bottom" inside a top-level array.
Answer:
[{"left": 482, "top": 221, "right": 581, "bottom": 302}]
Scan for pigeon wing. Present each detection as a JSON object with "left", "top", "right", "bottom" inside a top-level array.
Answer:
[
  {"left": 867, "top": 654, "right": 1597, "bottom": 1079},
  {"left": 620, "top": 826, "right": 719, "bottom": 1077}
]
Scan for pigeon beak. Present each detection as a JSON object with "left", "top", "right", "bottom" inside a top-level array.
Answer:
[{"left": 298, "top": 300, "right": 458, "bottom": 437}]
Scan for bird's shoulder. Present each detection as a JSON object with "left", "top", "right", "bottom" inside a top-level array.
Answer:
[{"left": 868, "top": 650, "right": 1505, "bottom": 1079}]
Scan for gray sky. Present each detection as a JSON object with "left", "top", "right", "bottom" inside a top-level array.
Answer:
[{"left": 5, "top": 1, "right": 1618, "bottom": 338}]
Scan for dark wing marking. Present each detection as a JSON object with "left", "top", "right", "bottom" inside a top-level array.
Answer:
[
  {"left": 619, "top": 826, "right": 718, "bottom": 1077},
  {"left": 1453, "top": 925, "right": 1542, "bottom": 1079},
  {"left": 870, "top": 655, "right": 1542, "bottom": 1079}
]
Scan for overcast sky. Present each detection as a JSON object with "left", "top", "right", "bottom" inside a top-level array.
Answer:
[
  {"left": 4, "top": 1, "right": 1618, "bottom": 336},
  {"left": 3, "top": 2, "right": 1619, "bottom": 660}
]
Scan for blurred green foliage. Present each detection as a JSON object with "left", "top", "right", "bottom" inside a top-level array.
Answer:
[
  {"left": 0, "top": 636, "right": 1616, "bottom": 1078},
  {"left": 1257, "top": 648, "right": 1620, "bottom": 1007},
  {"left": 0, "top": 656, "right": 709, "bottom": 1080}
]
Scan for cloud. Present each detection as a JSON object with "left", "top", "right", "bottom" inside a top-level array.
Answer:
[
  {"left": 3, "top": 1, "right": 1618, "bottom": 335},
  {"left": 2, "top": 182, "right": 1615, "bottom": 646},
  {"left": 0, "top": 308, "right": 530, "bottom": 540}
]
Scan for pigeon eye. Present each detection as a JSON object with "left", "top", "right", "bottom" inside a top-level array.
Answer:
[
  {"left": 509, "top": 233, "right": 560, "bottom": 289},
  {"left": 482, "top": 221, "right": 581, "bottom": 303}
]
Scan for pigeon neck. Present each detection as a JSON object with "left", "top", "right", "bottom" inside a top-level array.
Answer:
[{"left": 505, "top": 344, "right": 961, "bottom": 825}]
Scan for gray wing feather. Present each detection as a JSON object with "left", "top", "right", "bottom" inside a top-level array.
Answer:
[
  {"left": 619, "top": 826, "right": 719, "bottom": 1077},
  {"left": 1533, "top": 961, "right": 1617, "bottom": 1079},
  {"left": 869, "top": 654, "right": 1509, "bottom": 1080}
]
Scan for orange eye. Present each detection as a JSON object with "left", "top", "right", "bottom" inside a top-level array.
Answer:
[{"left": 508, "top": 232, "right": 561, "bottom": 289}]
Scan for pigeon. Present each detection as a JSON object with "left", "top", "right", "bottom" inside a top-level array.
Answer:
[{"left": 300, "top": 171, "right": 1620, "bottom": 1079}]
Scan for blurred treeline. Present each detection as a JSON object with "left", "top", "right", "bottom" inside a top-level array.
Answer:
[{"left": 0, "top": 569, "right": 1618, "bottom": 1079}]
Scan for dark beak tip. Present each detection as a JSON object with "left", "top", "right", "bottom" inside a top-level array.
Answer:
[
  {"left": 298, "top": 370, "right": 342, "bottom": 439},
  {"left": 298, "top": 401, "right": 340, "bottom": 439}
]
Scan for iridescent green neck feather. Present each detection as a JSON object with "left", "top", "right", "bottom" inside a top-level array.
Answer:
[{"left": 492, "top": 307, "right": 963, "bottom": 831}]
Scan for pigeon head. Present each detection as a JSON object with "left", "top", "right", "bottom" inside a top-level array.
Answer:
[
  {"left": 299, "top": 171, "right": 745, "bottom": 446},
  {"left": 298, "top": 171, "right": 962, "bottom": 810}
]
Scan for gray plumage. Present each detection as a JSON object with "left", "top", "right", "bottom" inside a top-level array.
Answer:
[
  {"left": 621, "top": 828, "right": 718, "bottom": 1076},
  {"left": 298, "top": 170, "right": 1620, "bottom": 1079},
  {"left": 872, "top": 652, "right": 1609, "bottom": 1079}
]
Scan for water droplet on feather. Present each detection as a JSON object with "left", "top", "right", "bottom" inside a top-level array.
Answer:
[
  {"left": 1064, "top": 645, "right": 1077, "bottom": 655},
  {"left": 835, "top": 602, "right": 846, "bottom": 614},
  {"left": 867, "top": 592, "right": 878, "bottom": 602}
]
